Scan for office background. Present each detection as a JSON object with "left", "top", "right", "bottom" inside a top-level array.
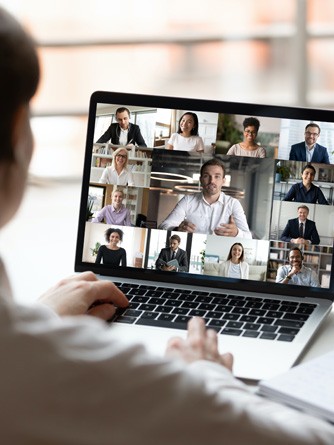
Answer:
[{"left": 1, "top": 0, "right": 334, "bottom": 303}]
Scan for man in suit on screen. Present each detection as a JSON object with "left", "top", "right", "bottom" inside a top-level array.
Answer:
[{"left": 280, "top": 205, "right": 320, "bottom": 245}]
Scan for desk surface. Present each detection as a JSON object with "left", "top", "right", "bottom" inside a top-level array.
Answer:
[{"left": 0, "top": 179, "right": 333, "bottom": 372}]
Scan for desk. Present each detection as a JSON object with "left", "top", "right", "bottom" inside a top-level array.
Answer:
[{"left": 1, "top": 179, "right": 334, "bottom": 377}]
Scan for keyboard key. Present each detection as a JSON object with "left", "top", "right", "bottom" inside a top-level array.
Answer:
[
  {"left": 189, "top": 309, "right": 207, "bottom": 317},
  {"left": 278, "top": 327, "right": 300, "bottom": 336},
  {"left": 260, "top": 325, "right": 278, "bottom": 332},
  {"left": 141, "top": 311, "right": 158, "bottom": 320},
  {"left": 136, "top": 318, "right": 187, "bottom": 330},
  {"left": 243, "top": 330, "right": 260, "bottom": 338},
  {"left": 240, "top": 315, "right": 257, "bottom": 323},
  {"left": 283, "top": 313, "right": 309, "bottom": 322},
  {"left": 257, "top": 317, "right": 274, "bottom": 325},
  {"left": 226, "top": 321, "right": 243, "bottom": 329},
  {"left": 149, "top": 297, "right": 167, "bottom": 305},
  {"left": 158, "top": 306, "right": 173, "bottom": 313},
  {"left": 181, "top": 301, "right": 198, "bottom": 309},
  {"left": 206, "top": 311, "right": 222, "bottom": 319},
  {"left": 243, "top": 323, "right": 260, "bottom": 331},
  {"left": 249, "top": 309, "right": 266, "bottom": 317},
  {"left": 274, "top": 320, "right": 304, "bottom": 329},
  {"left": 222, "top": 313, "right": 240, "bottom": 321},
  {"left": 278, "top": 334, "right": 295, "bottom": 342},
  {"left": 260, "top": 332, "right": 277, "bottom": 340},
  {"left": 139, "top": 303, "right": 157, "bottom": 311},
  {"left": 172, "top": 307, "right": 189, "bottom": 315},
  {"left": 124, "top": 309, "right": 142, "bottom": 318},
  {"left": 208, "top": 319, "right": 226, "bottom": 328},
  {"left": 266, "top": 311, "right": 284, "bottom": 319},
  {"left": 166, "top": 299, "right": 183, "bottom": 307},
  {"left": 115, "top": 316, "right": 136, "bottom": 324},
  {"left": 222, "top": 328, "right": 242, "bottom": 336},
  {"left": 158, "top": 313, "right": 175, "bottom": 322}
]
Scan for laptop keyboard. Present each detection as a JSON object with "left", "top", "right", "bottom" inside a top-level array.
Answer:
[{"left": 112, "top": 283, "right": 317, "bottom": 342}]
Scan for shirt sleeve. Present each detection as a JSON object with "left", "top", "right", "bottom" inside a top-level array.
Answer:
[
  {"left": 99, "top": 168, "right": 109, "bottom": 184},
  {"left": 127, "top": 170, "right": 135, "bottom": 186},
  {"left": 91, "top": 207, "right": 106, "bottom": 223},
  {"left": 231, "top": 199, "right": 252, "bottom": 238},
  {"left": 196, "top": 136, "right": 205, "bottom": 152},
  {"left": 159, "top": 196, "right": 188, "bottom": 230},
  {"left": 283, "top": 184, "right": 296, "bottom": 201},
  {"left": 4, "top": 302, "right": 334, "bottom": 445}
]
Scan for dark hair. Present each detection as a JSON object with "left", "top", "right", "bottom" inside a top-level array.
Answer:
[
  {"left": 177, "top": 112, "right": 199, "bottom": 136},
  {"left": 227, "top": 243, "right": 244, "bottom": 263},
  {"left": 105, "top": 228, "right": 124, "bottom": 242},
  {"left": 243, "top": 117, "right": 260, "bottom": 132},
  {"left": 170, "top": 234, "right": 181, "bottom": 244},
  {"left": 116, "top": 107, "right": 130, "bottom": 117},
  {"left": 305, "top": 123, "right": 320, "bottom": 134},
  {"left": 302, "top": 164, "right": 316, "bottom": 175},
  {"left": 0, "top": 7, "right": 40, "bottom": 162},
  {"left": 288, "top": 247, "right": 303, "bottom": 260},
  {"left": 200, "top": 158, "right": 225, "bottom": 178}
]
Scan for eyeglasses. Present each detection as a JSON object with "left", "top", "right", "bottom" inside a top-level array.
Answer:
[
  {"left": 116, "top": 154, "right": 127, "bottom": 158},
  {"left": 244, "top": 130, "right": 257, "bottom": 136},
  {"left": 305, "top": 131, "right": 319, "bottom": 137}
]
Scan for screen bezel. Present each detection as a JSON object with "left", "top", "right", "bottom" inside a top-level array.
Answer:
[{"left": 75, "top": 90, "right": 334, "bottom": 301}]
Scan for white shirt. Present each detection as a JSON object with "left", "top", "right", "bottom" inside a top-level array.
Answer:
[
  {"left": 99, "top": 166, "right": 134, "bottom": 186},
  {"left": 0, "top": 258, "right": 334, "bottom": 444},
  {"left": 159, "top": 192, "right": 252, "bottom": 238},
  {"left": 168, "top": 133, "right": 205, "bottom": 152},
  {"left": 119, "top": 128, "right": 129, "bottom": 146}
]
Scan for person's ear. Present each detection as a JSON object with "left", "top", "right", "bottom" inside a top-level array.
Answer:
[{"left": 11, "top": 105, "right": 32, "bottom": 168}]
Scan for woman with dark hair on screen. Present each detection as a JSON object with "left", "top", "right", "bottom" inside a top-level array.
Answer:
[
  {"left": 167, "top": 112, "right": 205, "bottom": 152},
  {"left": 227, "top": 117, "right": 266, "bottom": 158},
  {"left": 95, "top": 228, "right": 127, "bottom": 266},
  {"left": 221, "top": 242, "right": 249, "bottom": 279}
]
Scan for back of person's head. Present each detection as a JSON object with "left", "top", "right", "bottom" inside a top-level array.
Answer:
[{"left": 0, "top": 7, "right": 39, "bottom": 163}]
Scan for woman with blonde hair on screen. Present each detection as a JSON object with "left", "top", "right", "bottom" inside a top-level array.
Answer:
[{"left": 99, "top": 146, "right": 134, "bottom": 185}]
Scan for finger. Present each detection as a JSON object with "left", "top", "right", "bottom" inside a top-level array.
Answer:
[
  {"left": 89, "top": 280, "right": 129, "bottom": 308},
  {"left": 187, "top": 317, "right": 206, "bottom": 343},
  {"left": 206, "top": 328, "right": 219, "bottom": 357},
  {"left": 220, "top": 352, "right": 234, "bottom": 371},
  {"left": 87, "top": 303, "right": 116, "bottom": 320},
  {"left": 229, "top": 214, "right": 235, "bottom": 224}
]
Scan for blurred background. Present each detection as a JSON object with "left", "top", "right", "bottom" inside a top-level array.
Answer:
[
  {"left": 1, "top": 0, "right": 334, "bottom": 302},
  {"left": 2, "top": 0, "right": 334, "bottom": 179}
]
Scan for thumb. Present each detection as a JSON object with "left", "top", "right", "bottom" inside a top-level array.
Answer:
[{"left": 229, "top": 214, "right": 235, "bottom": 224}]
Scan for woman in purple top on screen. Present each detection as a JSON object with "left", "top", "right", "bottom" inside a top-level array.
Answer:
[{"left": 92, "top": 189, "right": 131, "bottom": 225}]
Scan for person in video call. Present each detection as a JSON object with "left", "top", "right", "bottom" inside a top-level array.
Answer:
[
  {"left": 96, "top": 106, "right": 147, "bottom": 147},
  {"left": 167, "top": 112, "right": 205, "bottom": 152},
  {"left": 280, "top": 205, "right": 320, "bottom": 245},
  {"left": 155, "top": 234, "right": 189, "bottom": 272},
  {"left": 159, "top": 158, "right": 252, "bottom": 238},
  {"left": 276, "top": 247, "right": 320, "bottom": 287},
  {"left": 95, "top": 228, "right": 127, "bottom": 266},
  {"left": 220, "top": 242, "right": 249, "bottom": 279},
  {"left": 227, "top": 117, "right": 266, "bottom": 158},
  {"left": 99, "top": 146, "right": 134, "bottom": 186},
  {"left": 2, "top": 8, "right": 334, "bottom": 443},
  {"left": 289, "top": 123, "right": 330, "bottom": 164},
  {"left": 283, "top": 164, "right": 329, "bottom": 205},
  {"left": 91, "top": 188, "right": 132, "bottom": 225}
]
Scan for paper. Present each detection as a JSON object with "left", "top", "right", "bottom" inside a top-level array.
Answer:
[{"left": 258, "top": 351, "right": 334, "bottom": 423}]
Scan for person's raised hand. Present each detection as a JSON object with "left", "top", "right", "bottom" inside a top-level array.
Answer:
[{"left": 39, "top": 271, "right": 129, "bottom": 320}]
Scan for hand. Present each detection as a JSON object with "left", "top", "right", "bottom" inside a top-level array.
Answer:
[
  {"left": 39, "top": 271, "right": 129, "bottom": 320},
  {"left": 178, "top": 220, "right": 196, "bottom": 233},
  {"left": 165, "top": 317, "right": 233, "bottom": 371},
  {"left": 290, "top": 264, "right": 302, "bottom": 275},
  {"left": 214, "top": 215, "right": 238, "bottom": 237},
  {"left": 291, "top": 237, "right": 306, "bottom": 244},
  {"left": 162, "top": 265, "right": 176, "bottom": 272}
]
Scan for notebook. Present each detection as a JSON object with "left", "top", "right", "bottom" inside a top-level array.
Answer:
[{"left": 75, "top": 91, "right": 334, "bottom": 381}]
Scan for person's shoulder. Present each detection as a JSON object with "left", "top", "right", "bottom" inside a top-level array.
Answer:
[{"left": 291, "top": 141, "right": 303, "bottom": 148}]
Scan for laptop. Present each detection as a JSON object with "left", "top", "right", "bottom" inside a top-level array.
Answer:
[{"left": 75, "top": 91, "right": 334, "bottom": 381}]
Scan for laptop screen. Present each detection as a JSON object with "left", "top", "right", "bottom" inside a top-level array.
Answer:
[{"left": 75, "top": 91, "right": 334, "bottom": 300}]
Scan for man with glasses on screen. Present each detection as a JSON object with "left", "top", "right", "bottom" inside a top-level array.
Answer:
[{"left": 289, "top": 123, "right": 330, "bottom": 164}]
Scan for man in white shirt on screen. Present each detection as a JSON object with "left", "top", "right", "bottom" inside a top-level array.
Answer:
[{"left": 159, "top": 158, "right": 252, "bottom": 238}]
